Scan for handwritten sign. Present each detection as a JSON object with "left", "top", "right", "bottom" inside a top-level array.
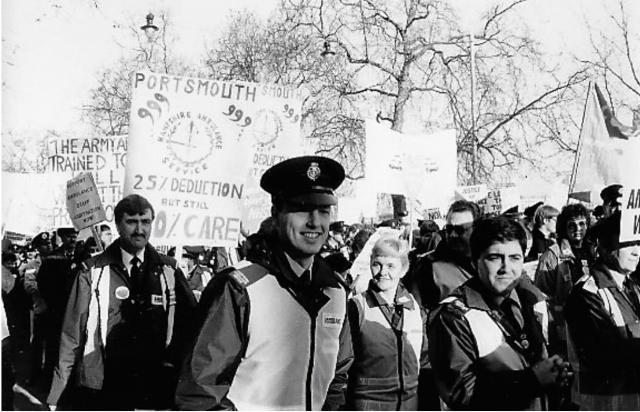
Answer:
[{"left": 66, "top": 172, "right": 106, "bottom": 230}]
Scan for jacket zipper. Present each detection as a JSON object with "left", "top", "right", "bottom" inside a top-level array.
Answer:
[
  {"left": 396, "top": 329, "right": 404, "bottom": 410},
  {"left": 306, "top": 317, "right": 316, "bottom": 411}
]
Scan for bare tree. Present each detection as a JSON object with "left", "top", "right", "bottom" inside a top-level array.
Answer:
[
  {"left": 280, "top": 0, "right": 588, "bottom": 183},
  {"left": 578, "top": 0, "right": 639, "bottom": 128},
  {"left": 81, "top": 12, "right": 196, "bottom": 136}
]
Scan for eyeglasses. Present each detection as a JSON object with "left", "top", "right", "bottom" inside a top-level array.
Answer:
[{"left": 445, "top": 222, "right": 474, "bottom": 236}]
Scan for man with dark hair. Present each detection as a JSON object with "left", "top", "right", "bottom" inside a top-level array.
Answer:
[
  {"left": 176, "top": 156, "right": 353, "bottom": 410},
  {"left": 429, "top": 217, "right": 571, "bottom": 410},
  {"left": 407, "top": 200, "right": 481, "bottom": 310},
  {"left": 534, "top": 203, "right": 591, "bottom": 358},
  {"left": 47, "top": 194, "right": 196, "bottom": 410}
]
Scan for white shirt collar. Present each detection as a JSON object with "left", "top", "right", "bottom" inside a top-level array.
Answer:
[
  {"left": 284, "top": 253, "right": 314, "bottom": 278},
  {"left": 121, "top": 247, "right": 145, "bottom": 276},
  {"left": 609, "top": 268, "right": 627, "bottom": 290}
]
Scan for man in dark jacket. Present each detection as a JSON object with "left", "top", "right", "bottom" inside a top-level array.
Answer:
[
  {"left": 36, "top": 227, "right": 77, "bottom": 386},
  {"left": 176, "top": 156, "right": 353, "bottom": 410},
  {"left": 565, "top": 211, "right": 640, "bottom": 410},
  {"left": 429, "top": 217, "right": 571, "bottom": 410},
  {"left": 407, "top": 200, "right": 480, "bottom": 310},
  {"left": 47, "top": 195, "right": 197, "bottom": 410}
]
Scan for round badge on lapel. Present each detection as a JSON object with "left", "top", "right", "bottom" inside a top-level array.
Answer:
[{"left": 115, "top": 286, "right": 130, "bottom": 300}]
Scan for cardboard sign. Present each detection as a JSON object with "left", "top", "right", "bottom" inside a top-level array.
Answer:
[
  {"left": 66, "top": 172, "right": 106, "bottom": 230},
  {"left": 620, "top": 186, "right": 640, "bottom": 243},
  {"left": 455, "top": 184, "right": 488, "bottom": 203}
]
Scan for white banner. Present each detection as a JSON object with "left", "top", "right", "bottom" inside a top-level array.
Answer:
[
  {"left": 619, "top": 142, "right": 640, "bottom": 243},
  {"left": 363, "top": 120, "right": 457, "bottom": 217},
  {"left": 44, "top": 133, "right": 128, "bottom": 225},
  {"left": 127, "top": 72, "right": 306, "bottom": 246},
  {"left": 66, "top": 172, "right": 106, "bottom": 230}
]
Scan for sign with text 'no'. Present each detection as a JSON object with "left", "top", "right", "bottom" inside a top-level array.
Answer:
[
  {"left": 66, "top": 172, "right": 106, "bottom": 230},
  {"left": 126, "top": 71, "right": 305, "bottom": 246}
]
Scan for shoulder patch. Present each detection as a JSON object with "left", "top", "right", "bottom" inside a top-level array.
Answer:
[
  {"left": 230, "top": 270, "right": 250, "bottom": 286},
  {"left": 442, "top": 296, "right": 469, "bottom": 316}
]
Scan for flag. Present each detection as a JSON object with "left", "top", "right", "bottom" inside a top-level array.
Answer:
[
  {"left": 568, "top": 83, "right": 629, "bottom": 203},
  {"left": 593, "top": 83, "right": 636, "bottom": 140}
]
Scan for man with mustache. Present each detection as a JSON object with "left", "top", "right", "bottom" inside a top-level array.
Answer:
[
  {"left": 429, "top": 217, "right": 570, "bottom": 410},
  {"left": 47, "top": 194, "right": 197, "bottom": 410},
  {"left": 176, "top": 156, "right": 353, "bottom": 411}
]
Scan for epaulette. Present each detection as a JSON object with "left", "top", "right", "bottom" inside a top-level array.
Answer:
[{"left": 222, "top": 264, "right": 269, "bottom": 288}]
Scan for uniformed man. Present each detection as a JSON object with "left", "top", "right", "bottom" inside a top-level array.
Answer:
[
  {"left": 429, "top": 216, "right": 571, "bottom": 410},
  {"left": 47, "top": 194, "right": 197, "bottom": 410},
  {"left": 36, "top": 227, "right": 77, "bottom": 386},
  {"left": 176, "top": 156, "right": 353, "bottom": 410}
]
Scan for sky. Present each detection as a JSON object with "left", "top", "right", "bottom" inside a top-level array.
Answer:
[{"left": 1, "top": 0, "right": 637, "bottom": 132}]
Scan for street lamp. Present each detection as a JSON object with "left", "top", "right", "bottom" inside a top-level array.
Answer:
[
  {"left": 320, "top": 40, "right": 335, "bottom": 57},
  {"left": 140, "top": 12, "right": 159, "bottom": 42}
]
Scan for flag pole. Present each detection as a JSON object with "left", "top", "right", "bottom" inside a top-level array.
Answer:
[{"left": 567, "top": 82, "right": 591, "bottom": 204}]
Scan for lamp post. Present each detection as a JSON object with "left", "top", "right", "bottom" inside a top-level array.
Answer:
[{"left": 140, "top": 12, "right": 159, "bottom": 68}]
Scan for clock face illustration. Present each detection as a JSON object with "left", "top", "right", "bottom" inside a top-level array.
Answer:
[
  {"left": 166, "top": 118, "right": 214, "bottom": 165},
  {"left": 159, "top": 112, "right": 222, "bottom": 174},
  {"left": 251, "top": 109, "right": 283, "bottom": 148}
]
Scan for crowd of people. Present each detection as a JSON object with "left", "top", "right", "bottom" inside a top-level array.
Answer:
[{"left": 1, "top": 156, "right": 639, "bottom": 411}]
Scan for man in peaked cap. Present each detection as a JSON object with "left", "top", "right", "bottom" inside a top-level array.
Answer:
[
  {"left": 177, "top": 156, "right": 354, "bottom": 410},
  {"left": 600, "top": 184, "right": 623, "bottom": 218}
]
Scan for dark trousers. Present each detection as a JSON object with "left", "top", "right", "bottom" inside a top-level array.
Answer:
[
  {"left": 2, "top": 338, "right": 15, "bottom": 411},
  {"left": 30, "top": 312, "right": 47, "bottom": 381}
]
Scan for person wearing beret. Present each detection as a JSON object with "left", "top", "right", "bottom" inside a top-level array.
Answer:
[
  {"left": 176, "top": 156, "right": 354, "bottom": 410},
  {"left": 47, "top": 195, "right": 197, "bottom": 410},
  {"left": 36, "top": 227, "right": 78, "bottom": 388},
  {"left": 564, "top": 211, "right": 640, "bottom": 410},
  {"left": 600, "top": 184, "right": 623, "bottom": 218},
  {"left": 429, "top": 217, "right": 570, "bottom": 410}
]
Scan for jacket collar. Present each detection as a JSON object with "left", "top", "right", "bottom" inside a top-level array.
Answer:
[
  {"left": 367, "top": 282, "right": 415, "bottom": 310},
  {"left": 591, "top": 261, "right": 621, "bottom": 290},
  {"left": 459, "top": 277, "right": 521, "bottom": 312},
  {"left": 94, "top": 239, "right": 162, "bottom": 269}
]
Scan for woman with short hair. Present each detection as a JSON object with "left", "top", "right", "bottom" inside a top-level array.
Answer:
[{"left": 346, "top": 236, "right": 428, "bottom": 410}]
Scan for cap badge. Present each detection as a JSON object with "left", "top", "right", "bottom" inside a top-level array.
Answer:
[
  {"left": 307, "top": 162, "right": 321, "bottom": 181},
  {"left": 42, "top": 233, "right": 48, "bottom": 240}
]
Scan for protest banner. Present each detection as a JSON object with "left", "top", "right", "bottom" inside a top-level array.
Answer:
[
  {"left": 350, "top": 227, "right": 402, "bottom": 294},
  {"left": 363, "top": 120, "right": 457, "bottom": 219},
  {"left": 45, "top": 133, "right": 128, "bottom": 225},
  {"left": 619, "top": 141, "right": 640, "bottom": 243},
  {"left": 127, "top": 71, "right": 304, "bottom": 246},
  {"left": 66, "top": 172, "right": 106, "bottom": 230},
  {"left": 455, "top": 184, "right": 488, "bottom": 203}
]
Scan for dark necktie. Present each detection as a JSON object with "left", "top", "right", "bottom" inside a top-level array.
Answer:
[
  {"left": 130, "top": 256, "right": 141, "bottom": 290},
  {"left": 623, "top": 277, "right": 640, "bottom": 315},
  {"left": 300, "top": 269, "right": 311, "bottom": 286}
]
